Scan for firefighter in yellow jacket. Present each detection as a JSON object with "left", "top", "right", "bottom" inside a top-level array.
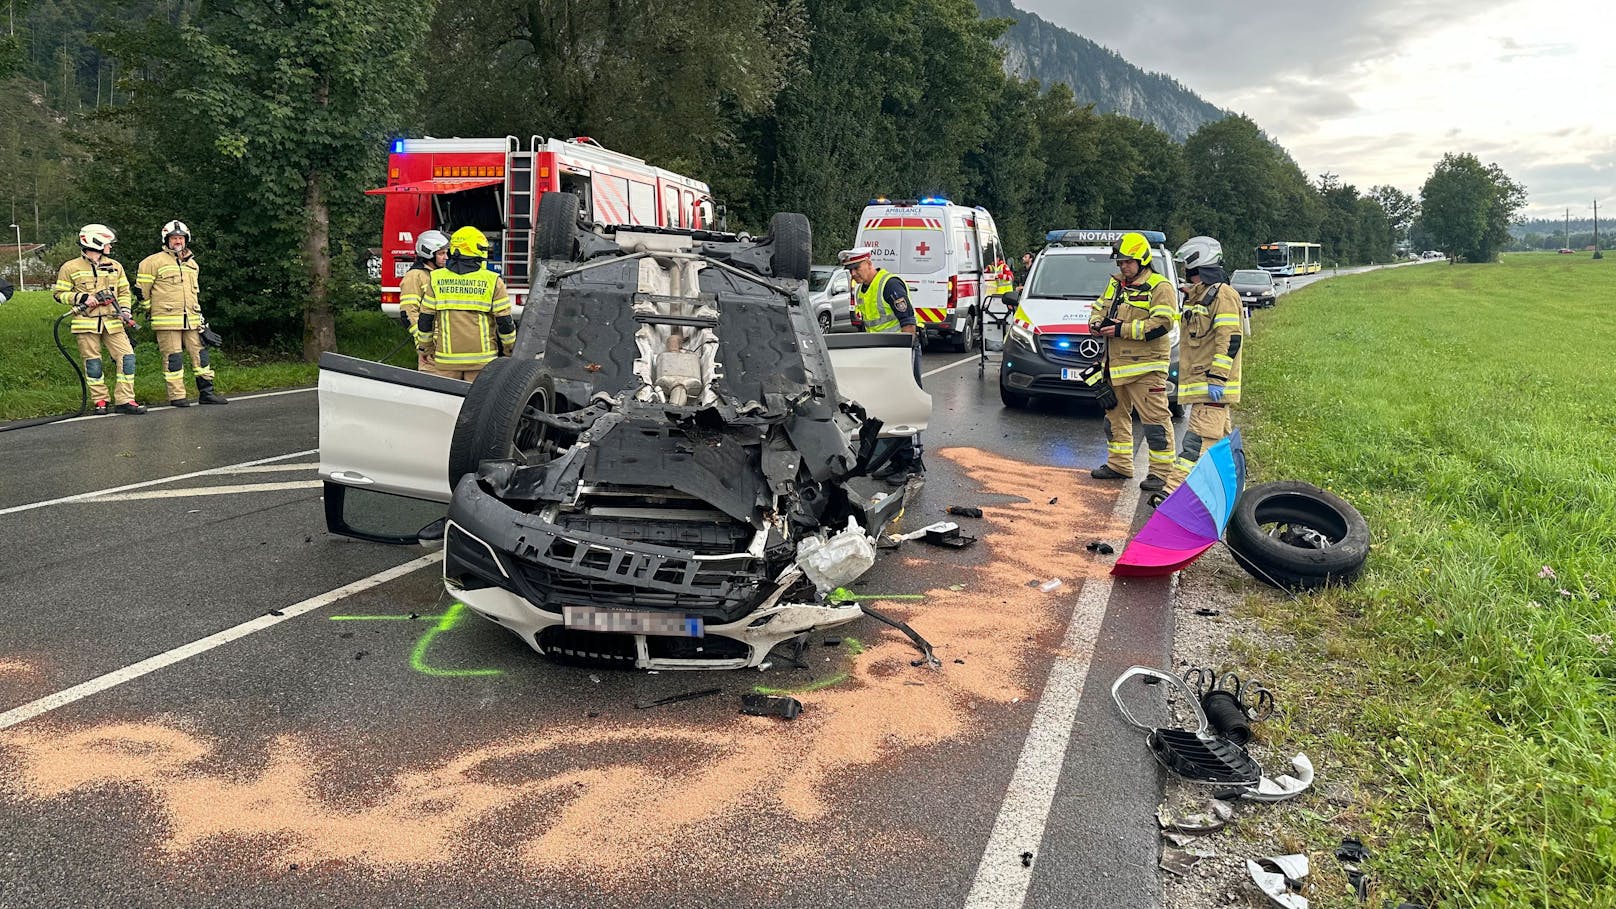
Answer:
[
  {"left": 135, "top": 220, "right": 227, "bottom": 407},
  {"left": 53, "top": 224, "right": 146, "bottom": 415},
  {"left": 414, "top": 227, "right": 514, "bottom": 380},
  {"left": 399, "top": 229, "right": 449, "bottom": 372},
  {"left": 1164, "top": 236, "right": 1242, "bottom": 493},
  {"left": 1089, "top": 231, "right": 1176, "bottom": 490}
]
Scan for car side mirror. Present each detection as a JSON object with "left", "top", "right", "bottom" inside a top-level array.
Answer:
[{"left": 1003, "top": 290, "right": 1021, "bottom": 306}]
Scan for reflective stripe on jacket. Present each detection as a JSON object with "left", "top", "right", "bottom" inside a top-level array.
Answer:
[
  {"left": 136, "top": 250, "right": 202, "bottom": 330},
  {"left": 1175, "top": 282, "right": 1243, "bottom": 403},
  {"left": 418, "top": 265, "right": 512, "bottom": 367},
  {"left": 1090, "top": 270, "right": 1175, "bottom": 385},
  {"left": 54, "top": 255, "right": 133, "bottom": 335},
  {"left": 856, "top": 269, "right": 904, "bottom": 334}
]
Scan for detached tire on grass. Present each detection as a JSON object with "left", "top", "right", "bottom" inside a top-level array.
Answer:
[
  {"left": 1225, "top": 480, "right": 1370, "bottom": 591},
  {"left": 447, "top": 358, "right": 564, "bottom": 487},
  {"left": 769, "top": 212, "right": 812, "bottom": 281}
]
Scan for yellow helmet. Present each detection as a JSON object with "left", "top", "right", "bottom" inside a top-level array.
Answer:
[
  {"left": 449, "top": 226, "right": 489, "bottom": 258},
  {"left": 1110, "top": 232, "right": 1153, "bottom": 267}
]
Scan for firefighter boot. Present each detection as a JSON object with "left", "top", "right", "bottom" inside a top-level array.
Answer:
[
  {"left": 1091, "top": 465, "right": 1130, "bottom": 480},
  {"left": 115, "top": 401, "right": 148, "bottom": 415},
  {"left": 197, "top": 377, "right": 229, "bottom": 405},
  {"left": 93, "top": 400, "right": 110, "bottom": 416},
  {"left": 169, "top": 398, "right": 192, "bottom": 407}
]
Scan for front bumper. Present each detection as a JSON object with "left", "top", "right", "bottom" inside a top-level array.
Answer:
[
  {"left": 442, "top": 480, "right": 862, "bottom": 670},
  {"left": 998, "top": 332, "right": 1106, "bottom": 400}
]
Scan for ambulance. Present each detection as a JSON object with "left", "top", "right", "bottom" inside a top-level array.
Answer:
[
  {"left": 999, "top": 228, "right": 1181, "bottom": 412},
  {"left": 851, "top": 198, "right": 1010, "bottom": 352},
  {"left": 367, "top": 135, "right": 718, "bottom": 316}
]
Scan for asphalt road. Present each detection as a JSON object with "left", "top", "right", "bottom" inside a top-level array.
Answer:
[{"left": 0, "top": 344, "right": 1186, "bottom": 908}]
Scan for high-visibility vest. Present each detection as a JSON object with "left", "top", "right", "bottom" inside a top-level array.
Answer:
[
  {"left": 420, "top": 266, "right": 511, "bottom": 367},
  {"left": 856, "top": 270, "right": 905, "bottom": 334}
]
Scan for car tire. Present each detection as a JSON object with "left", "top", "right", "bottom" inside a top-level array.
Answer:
[
  {"left": 447, "top": 358, "right": 566, "bottom": 487},
  {"left": 1225, "top": 480, "right": 1371, "bottom": 591},
  {"left": 817, "top": 311, "right": 832, "bottom": 334},
  {"left": 999, "top": 381, "right": 1031, "bottom": 409},
  {"left": 769, "top": 212, "right": 812, "bottom": 280},
  {"left": 950, "top": 308, "right": 978, "bottom": 352},
  {"left": 535, "top": 192, "right": 581, "bottom": 262}
]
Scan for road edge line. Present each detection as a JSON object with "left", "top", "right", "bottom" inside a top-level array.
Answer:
[{"left": 0, "top": 552, "right": 442, "bottom": 731}]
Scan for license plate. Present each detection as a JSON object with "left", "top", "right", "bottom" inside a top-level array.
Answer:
[
  {"left": 1059, "top": 368, "right": 1088, "bottom": 382},
  {"left": 562, "top": 605, "right": 704, "bottom": 637}
]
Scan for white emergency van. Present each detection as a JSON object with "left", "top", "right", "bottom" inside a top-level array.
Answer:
[
  {"left": 851, "top": 198, "right": 1009, "bottom": 352},
  {"left": 999, "top": 229, "right": 1181, "bottom": 412}
]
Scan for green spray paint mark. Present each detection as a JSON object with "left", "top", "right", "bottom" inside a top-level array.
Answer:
[
  {"left": 411, "top": 603, "right": 504, "bottom": 678},
  {"left": 328, "top": 604, "right": 502, "bottom": 678},
  {"left": 829, "top": 587, "right": 926, "bottom": 603},
  {"left": 752, "top": 637, "right": 864, "bottom": 695}
]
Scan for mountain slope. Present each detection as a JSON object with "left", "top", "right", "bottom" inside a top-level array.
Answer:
[{"left": 975, "top": 0, "right": 1228, "bottom": 140}]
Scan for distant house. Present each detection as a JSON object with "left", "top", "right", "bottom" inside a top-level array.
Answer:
[{"left": 1, "top": 243, "right": 51, "bottom": 290}]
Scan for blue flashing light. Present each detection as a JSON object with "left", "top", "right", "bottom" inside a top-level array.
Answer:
[
  {"left": 391, "top": 139, "right": 406, "bottom": 154},
  {"left": 1057, "top": 340, "right": 1072, "bottom": 349},
  {"left": 918, "top": 196, "right": 952, "bottom": 205}
]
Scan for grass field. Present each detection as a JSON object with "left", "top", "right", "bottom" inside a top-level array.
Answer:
[
  {"left": 1238, "top": 253, "right": 1615, "bottom": 907},
  {"left": 0, "top": 291, "right": 410, "bottom": 420}
]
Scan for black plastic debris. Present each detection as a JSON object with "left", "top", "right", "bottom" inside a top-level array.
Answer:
[
  {"left": 1085, "top": 541, "right": 1115, "bottom": 555},
  {"left": 1335, "top": 837, "right": 1370, "bottom": 863},
  {"left": 1047, "top": 496, "right": 1058, "bottom": 505},
  {"left": 823, "top": 636, "right": 843, "bottom": 647},
  {"left": 354, "top": 651, "right": 368, "bottom": 661},
  {"left": 921, "top": 524, "right": 977, "bottom": 549},
  {"left": 636, "top": 688, "right": 722, "bottom": 709},
  {"left": 1148, "top": 728, "right": 1263, "bottom": 785},
  {"left": 1202, "top": 690, "right": 1252, "bottom": 745},
  {"left": 1194, "top": 607, "right": 1221, "bottom": 617},
  {"left": 947, "top": 505, "right": 984, "bottom": 518},
  {"left": 860, "top": 603, "right": 941, "bottom": 669},
  {"left": 267, "top": 609, "right": 285, "bottom": 617},
  {"left": 740, "top": 694, "right": 802, "bottom": 719},
  {"left": 1020, "top": 851, "right": 1034, "bottom": 868}
]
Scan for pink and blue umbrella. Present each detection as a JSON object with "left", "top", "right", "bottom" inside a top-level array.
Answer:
[{"left": 1112, "top": 430, "right": 1245, "bottom": 577}]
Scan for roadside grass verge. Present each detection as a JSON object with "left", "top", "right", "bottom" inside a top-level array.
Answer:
[
  {"left": 0, "top": 292, "right": 411, "bottom": 419},
  {"left": 1238, "top": 255, "right": 1615, "bottom": 907}
]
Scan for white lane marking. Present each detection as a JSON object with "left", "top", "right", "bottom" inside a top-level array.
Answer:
[
  {"left": 84, "top": 480, "right": 324, "bottom": 503},
  {"left": 922, "top": 354, "right": 980, "bottom": 378},
  {"left": 0, "top": 449, "right": 317, "bottom": 518},
  {"left": 0, "top": 553, "right": 442, "bottom": 731},
  {"left": 50, "top": 387, "right": 316, "bottom": 425},
  {"left": 963, "top": 450, "right": 1145, "bottom": 909},
  {"left": 214, "top": 462, "right": 319, "bottom": 475}
]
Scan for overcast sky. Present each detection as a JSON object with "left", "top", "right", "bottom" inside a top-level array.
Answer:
[{"left": 1012, "top": 0, "right": 1612, "bottom": 220}]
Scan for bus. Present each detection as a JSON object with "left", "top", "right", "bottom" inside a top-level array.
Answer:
[{"left": 1256, "top": 241, "right": 1321, "bottom": 276}]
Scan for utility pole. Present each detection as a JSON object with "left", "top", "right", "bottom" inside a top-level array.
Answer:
[
  {"left": 9, "top": 223, "right": 23, "bottom": 292},
  {"left": 1596, "top": 201, "right": 1604, "bottom": 260}
]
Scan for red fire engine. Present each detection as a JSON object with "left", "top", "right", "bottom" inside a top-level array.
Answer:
[{"left": 367, "top": 135, "right": 718, "bottom": 314}]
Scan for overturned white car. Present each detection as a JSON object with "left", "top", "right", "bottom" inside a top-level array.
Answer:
[{"left": 318, "top": 195, "right": 930, "bottom": 669}]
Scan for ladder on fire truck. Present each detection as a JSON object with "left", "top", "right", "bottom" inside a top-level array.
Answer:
[{"left": 503, "top": 143, "right": 535, "bottom": 289}]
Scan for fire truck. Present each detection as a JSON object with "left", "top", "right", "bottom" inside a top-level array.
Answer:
[{"left": 367, "top": 135, "right": 718, "bottom": 315}]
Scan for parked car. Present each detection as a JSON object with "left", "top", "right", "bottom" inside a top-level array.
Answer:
[
  {"left": 1229, "top": 269, "right": 1277, "bottom": 308},
  {"left": 317, "top": 194, "right": 931, "bottom": 670},
  {"left": 809, "top": 265, "right": 854, "bottom": 333}
]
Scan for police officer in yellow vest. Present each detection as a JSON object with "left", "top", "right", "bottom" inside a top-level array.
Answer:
[
  {"left": 414, "top": 227, "right": 514, "bottom": 381},
  {"left": 54, "top": 224, "right": 146, "bottom": 415},
  {"left": 839, "top": 246, "right": 923, "bottom": 475},
  {"left": 135, "top": 220, "right": 228, "bottom": 407},
  {"left": 399, "top": 229, "right": 449, "bottom": 372},
  {"left": 1164, "top": 235, "right": 1242, "bottom": 494},
  {"left": 1089, "top": 232, "right": 1177, "bottom": 490}
]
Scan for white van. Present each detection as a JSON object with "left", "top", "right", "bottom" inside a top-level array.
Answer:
[
  {"left": 851, "top": 198, "right": 1008, "bottom": 352},
  {"left": 999, "top": 229, "right": 1181, "bottom": 412}
]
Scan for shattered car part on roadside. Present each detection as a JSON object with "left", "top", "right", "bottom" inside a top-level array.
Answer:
[
  {"left": 1112, "top": 666, "right": 1263, "bottom": 787},
  {"left": 1239, "top": 752, "right": 1315, "bottom": 802},
  {"left": 1246, "top": 854, "right": 1310, "bottom": 909},
  {"left": 439, "top": 211, "right": 930, "bottom": 670}
]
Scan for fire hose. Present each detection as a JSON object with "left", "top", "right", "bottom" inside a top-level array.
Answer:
[{"left": 0, "top": 311, "right": 89, "bottom": 433}]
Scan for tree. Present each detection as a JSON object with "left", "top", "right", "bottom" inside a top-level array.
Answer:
[
  {"left": 1418, "top": 153, "right": 1526, "bottom": 263},
  {"left": 1368, "top": 184, "right": 1417, "bottom": 246},
  {"left": 1179, "top": 115, "right": 1314, "bottom": 268},
  {"left": 99, "top": 0, "right": 438, "bottom": 358}
]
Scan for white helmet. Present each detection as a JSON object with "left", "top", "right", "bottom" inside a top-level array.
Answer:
[
  {"left": 415, "top": 229, "right": 450, "bottom": 260},
  {"left": 161, "top": 220, "right": 192, "bottom": 245},
  {"left": 79, "top": 224, "right": 117, "bottom": 253},
  {"left": 1174, "top": 236, "right": 1223, "bottom": 271}
]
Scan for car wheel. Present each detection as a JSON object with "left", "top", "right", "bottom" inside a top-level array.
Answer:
[
  {"left": 447, "top": 358, "right": 569, "bottom": 487},
  {"left": 817, "top": 311, "right": 832, "bottom": 334},
  {"left": 769, "top": 212, "right": 812, "bottom": 281},
  {"left": 999, "top": 381, "right": 1031, "bottom": 409},
  {"left": 535, "top": 192, "right": 581, "bottom": 262},
  {"left": 1225, "top": 481, "right": 1371, "bottom": 591},
  {"left": 950, "top": 308, "right": 977, "bottom": 353}
]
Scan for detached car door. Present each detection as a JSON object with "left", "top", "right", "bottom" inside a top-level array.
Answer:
[
  {"left": 822, "top": 334, "right": 930, "bottom": 437},
  {"left": 317, "top": 352, "right": 468, "bottom": 542}
]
